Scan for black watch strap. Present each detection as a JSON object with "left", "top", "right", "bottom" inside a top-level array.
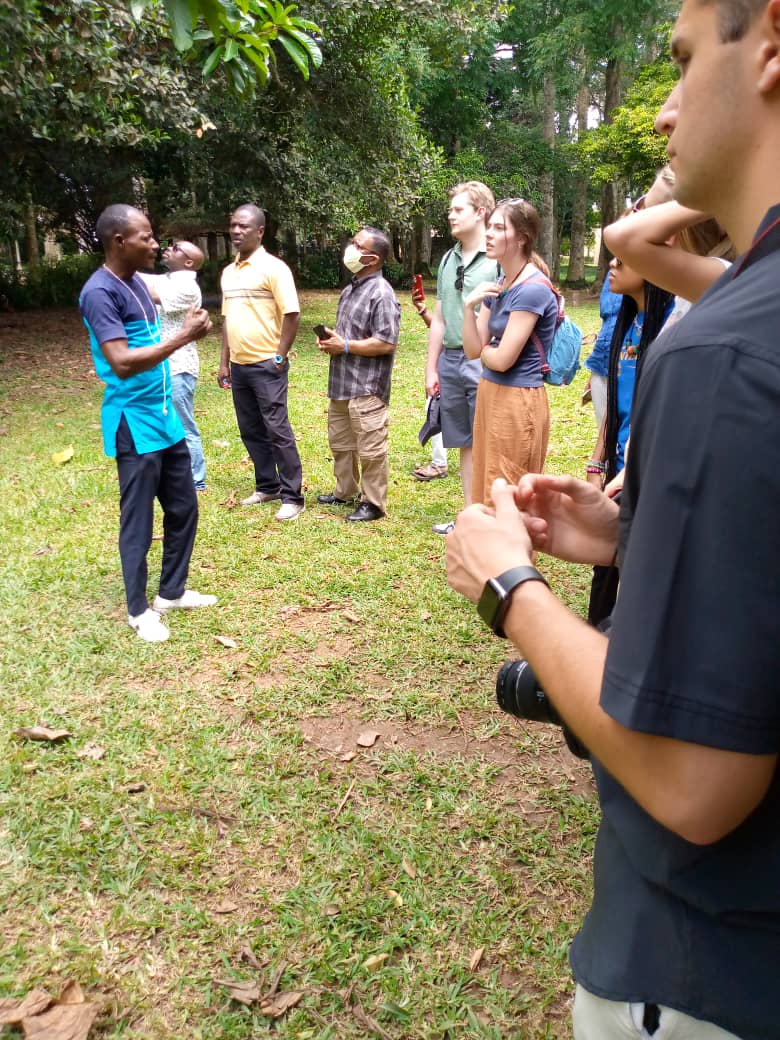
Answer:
[{"left": 477, "top": 565, "right": 548, "bottom": 638}]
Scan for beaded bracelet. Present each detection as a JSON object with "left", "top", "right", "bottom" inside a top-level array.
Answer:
[{"left": 587, "top": 459, "right": 606, "bottom": 473}]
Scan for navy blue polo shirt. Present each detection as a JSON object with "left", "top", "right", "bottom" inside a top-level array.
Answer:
[{"left": 571, "top": 207, "right": 780, "bottom": 1039}]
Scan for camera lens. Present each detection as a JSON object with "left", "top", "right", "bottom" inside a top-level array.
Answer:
[{"left": 496, "top": 660, "right": 562, "bottom": 725}]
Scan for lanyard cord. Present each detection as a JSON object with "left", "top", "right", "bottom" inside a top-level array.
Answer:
[{"left": 103, "top": 266, "right": 168, "bottom": 415}]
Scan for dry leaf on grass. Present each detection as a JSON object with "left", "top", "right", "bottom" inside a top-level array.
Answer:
[
  {"left": 0, "top": 989, "right": 52, "bottom": 1025},
  {"left": 362, "top": 953, "right": 389, "bottom": 972},
  {"left": 401, "top": 858, "right": 417, "bottom": 879},
  {"left": 123, "top": 782, "right": 146, "bottom": 794},
  {"left": 215, "top": 980, "right": 262, "bottom": 1006},
  {"left": 31, "top": 545, "right": 56, "bottom": 557},
  {"left": 237, "top": 945, "right": 267, "bottom": 971},
  {"left": 212, "top": 439, "right": 230, "bottom": 448},
  {"left": 213, "top": 900, "right": 239, "bottom": 914},
  {"left": 339, "top": 751, "right": 357, "bottom": 763},
  {"left": 2, "top": 981, "right": 100, "bottom": 1040},
  {"left": 76, "top": 744, "right": 105, "bottom": 761},
  {"left": 215, "top": 635, "right": 238, "bottom": 649},
  {"left": 356, "top": 730, "right": 380, "bottom": 748},
  {"left": 323, "top": 904, "right": 340, "bottom": 917},
  {"left": 14, "top": 726, "right": 72, "bottom": 743},
  {"left": 468, "top": 947, "right": 485, "bottom": 971},
  {"left": 342, "top": 610, "right": 361, "bottom": 623},
  {"left": 258, "top": 991, "right": 303, "bottom": 1019},
  {"left": 51, "top": 445, "right": 74, "bottom": 465}
]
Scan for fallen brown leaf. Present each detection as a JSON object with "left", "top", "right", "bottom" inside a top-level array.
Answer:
[
  {"left": 123, "top": 782, "right": 146, "bottom": 793},
  {"left": 356, "top": 730, "right": 380, "bottom": 748},
  {"left": 339, "top": 751, "right": 357, "bottom": 763},
  {"left": 0, "top": 989, "right": 52, "bottom": 1025},
  {"left": 468, "top": 947, "right": 485, "bottom": 971},
  {"left": 216, "top": 980, "right": 262, "bottom": 1006},
  {"left": 342, "top": 610, "right": 361, "bottom": 623},
  {"left": 215, "top": 635, "right": 238, "bottom": 649},
  {"left": 31, "top": 545, "right": 56, "bottom": 557},
  {"left": 14, "top": 726, "right": 71, "bottom": 743},
  {"left": 258, "top": 991, "right": 303, "bottom": 1019},
  {"left": 401, "top": 858, "right": 417, "bottom": 879},
  {"left": 22, "top": 1003, "right": 99, "bottom": 1039},
  {"left": 213, "top": 900, "right": 239, "bottom": 914},
  {"left": 237, "top": 945, "right": 267, "bottom": 971}
]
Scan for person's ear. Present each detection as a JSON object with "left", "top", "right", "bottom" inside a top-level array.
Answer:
[{"left": 757, "top": 0, "right": 780, "bottom": 93}]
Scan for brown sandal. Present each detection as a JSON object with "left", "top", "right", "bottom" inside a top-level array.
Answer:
[{"left": 413, "top": 463, "right": 448, "bottom": 481}]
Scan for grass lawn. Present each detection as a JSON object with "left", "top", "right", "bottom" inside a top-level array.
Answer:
[{"left": 0, "top": 291, "right": 603, "bottom": 1039}]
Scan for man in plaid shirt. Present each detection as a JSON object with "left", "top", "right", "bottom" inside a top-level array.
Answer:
[{"left": 315, "top": 227, "right": 401, "bottom": 522}]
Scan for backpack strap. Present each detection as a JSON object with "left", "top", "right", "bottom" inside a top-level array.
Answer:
[{"left": 522, "top": 273, "right": 563, "bottom": 375}]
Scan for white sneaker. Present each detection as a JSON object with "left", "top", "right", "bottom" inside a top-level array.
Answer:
[
  {"left": 432, "top": 520, "right": 455, "bottom": 536},
  {"left": 241, "top": 490, "right": 281, "bottom": 506},
  {"left": 276, "top": 502, "right": 305, "bottom": 521},
  {"left": 153, "top": 589, "right": 218, "bottom": 612},
  {"left": 128, "top": 608, "right": 170, "bottom": 643}
]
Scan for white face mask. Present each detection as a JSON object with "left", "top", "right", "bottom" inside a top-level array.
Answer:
[{"left": 343, "top": 243, "right": 374, "bottom": 274}]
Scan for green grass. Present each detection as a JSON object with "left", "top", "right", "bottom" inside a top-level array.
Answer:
[{"left": 0, "top": 293, "right": 602, "bottom": 1038}]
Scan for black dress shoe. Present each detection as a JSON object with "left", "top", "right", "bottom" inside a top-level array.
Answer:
[
  {"left": 346, "top": 501, "right": 384, "bottom": 522},
  {"left": 317, "top": 492, "right": 349, "bottom": 505}
]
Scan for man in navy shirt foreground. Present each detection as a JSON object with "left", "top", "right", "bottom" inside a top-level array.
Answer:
[
  {"left": 447, "top": 2, "right": 780, "bottom": 1036},
  {"left": 80, "top": 205, "right": 216, "bottom": 643}
]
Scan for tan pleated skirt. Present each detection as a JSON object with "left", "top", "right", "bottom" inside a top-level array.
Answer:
[{"left": 472, "top": 379, "right": 549, "bottom": 506}]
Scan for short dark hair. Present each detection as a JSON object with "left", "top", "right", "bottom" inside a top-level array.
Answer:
[
  {"left": 95, "top": 204, "right": 143, "bottom": 249},
  {"left": 233, "top": 203, "right": 266, "bottom": 229},
  {"left": 702, "top": 0, "right": 765, "bottom": 41},
  {"left": 360, "top": 226, "right": 391, "bottom": 264}
]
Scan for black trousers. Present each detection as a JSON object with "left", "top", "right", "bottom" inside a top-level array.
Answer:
[
  {"left": 115, "top": 415, "right": 198, "bottom": 617},
  {"left": 230, "top": 359, "right": 304, "bottom": 505}
]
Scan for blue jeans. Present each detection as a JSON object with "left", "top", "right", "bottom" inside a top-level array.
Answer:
[{"left": 171, "top": 373, "right": 206, "bottom": 490}]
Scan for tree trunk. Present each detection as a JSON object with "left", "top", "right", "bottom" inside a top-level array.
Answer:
[
  {"left": 538, "top": 71, "right": 556, "bottom": 273},
  {"left": 597, "top": 57, "right": 624, "bottom": 286},
  {"left": 564, "top": 79, "right": 590, "bottom": 289},
  {"left": 25, "top": 197, "right": 40, "bottom": 269},
  {"left": 207, "top": 231, "right": 219, "bottom": 265}
]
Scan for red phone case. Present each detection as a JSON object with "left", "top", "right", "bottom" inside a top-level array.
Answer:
[{"left": 412, "top": 274, "right": 425, "bottom": 300}]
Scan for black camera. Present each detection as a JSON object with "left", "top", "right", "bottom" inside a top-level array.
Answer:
[{"left": 496, "top": 659, "right": 589, "bottom": 759}]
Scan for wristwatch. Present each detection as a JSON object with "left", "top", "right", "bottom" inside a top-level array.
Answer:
[
  {"left": 477, "top": 566, "right": 548, "bottom": 638},
  {"left": 274, "top": 354, "right": 284, "bottom": 365}
]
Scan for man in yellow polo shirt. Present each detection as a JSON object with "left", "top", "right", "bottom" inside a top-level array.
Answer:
[{"left": 218, "top": 203, "right": 305, "bottom": 520}]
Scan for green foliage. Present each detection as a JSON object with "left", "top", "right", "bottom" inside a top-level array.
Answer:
[
  {"left": 580, "top": 58, "right": 677, "bottom": 191},
  {"left": 296, "top": 250, "right": 341, "bottom": 289},
  {"left": 0, "top": 255, "right": 102, "bottom": 310}
]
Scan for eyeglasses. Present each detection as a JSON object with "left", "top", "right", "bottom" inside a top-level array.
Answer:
[{"left": 455, "top": 264, "right": 465, "bottom": 291}]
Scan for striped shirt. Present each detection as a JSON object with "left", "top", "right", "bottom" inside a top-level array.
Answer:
[
  {"left": 329, "top": 272, "right": 401, "bottom": 402},
  {"left": 221, "top": 246, "right": 299, "bottom": 364}
]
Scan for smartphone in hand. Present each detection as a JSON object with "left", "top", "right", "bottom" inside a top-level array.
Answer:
[
  {"left": 412, "top": 274, "right": 425, "bottom": 301},
  {"left": 313, "top": 323, "right": 330, "bottom": 339}
]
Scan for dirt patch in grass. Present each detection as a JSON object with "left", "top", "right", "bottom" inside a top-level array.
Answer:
[{"left": 297, "top": 710, "right": 594, "bottom": 802}]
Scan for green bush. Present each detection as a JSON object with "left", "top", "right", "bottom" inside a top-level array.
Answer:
[
  {"left": 0, "top": 254, "right": 102, "bottom": 310},
  {"left": 297, "top": 250, "right": 341, "bottom": 289},
  {"left": 383, "top": 261, "right": 404, "bottom": 288}
]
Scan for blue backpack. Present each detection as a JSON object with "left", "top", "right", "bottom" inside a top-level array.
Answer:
[{"left": 528, "top": 274, "right": 582, "bottom": 386}]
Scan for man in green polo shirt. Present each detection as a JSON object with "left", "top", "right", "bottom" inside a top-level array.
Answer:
[{"left": 424, "top": 181, "right": 497, "bottom": 535}]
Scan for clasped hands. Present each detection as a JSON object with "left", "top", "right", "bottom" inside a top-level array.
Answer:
[{"left": 446, "top": 475, "right": 620, "bottom": 605}]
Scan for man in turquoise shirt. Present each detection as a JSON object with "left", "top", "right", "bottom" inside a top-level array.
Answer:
[{"left": 80, "top": 204, "right": 216, "bottom": 642}]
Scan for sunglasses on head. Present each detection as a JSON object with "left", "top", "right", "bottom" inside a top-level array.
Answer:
[
  {"left": 455, "top": 264, "right": 465, "bottom": 291},
  {"left": 171, "top": 243, "right": 195, "bottom": 260}
]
